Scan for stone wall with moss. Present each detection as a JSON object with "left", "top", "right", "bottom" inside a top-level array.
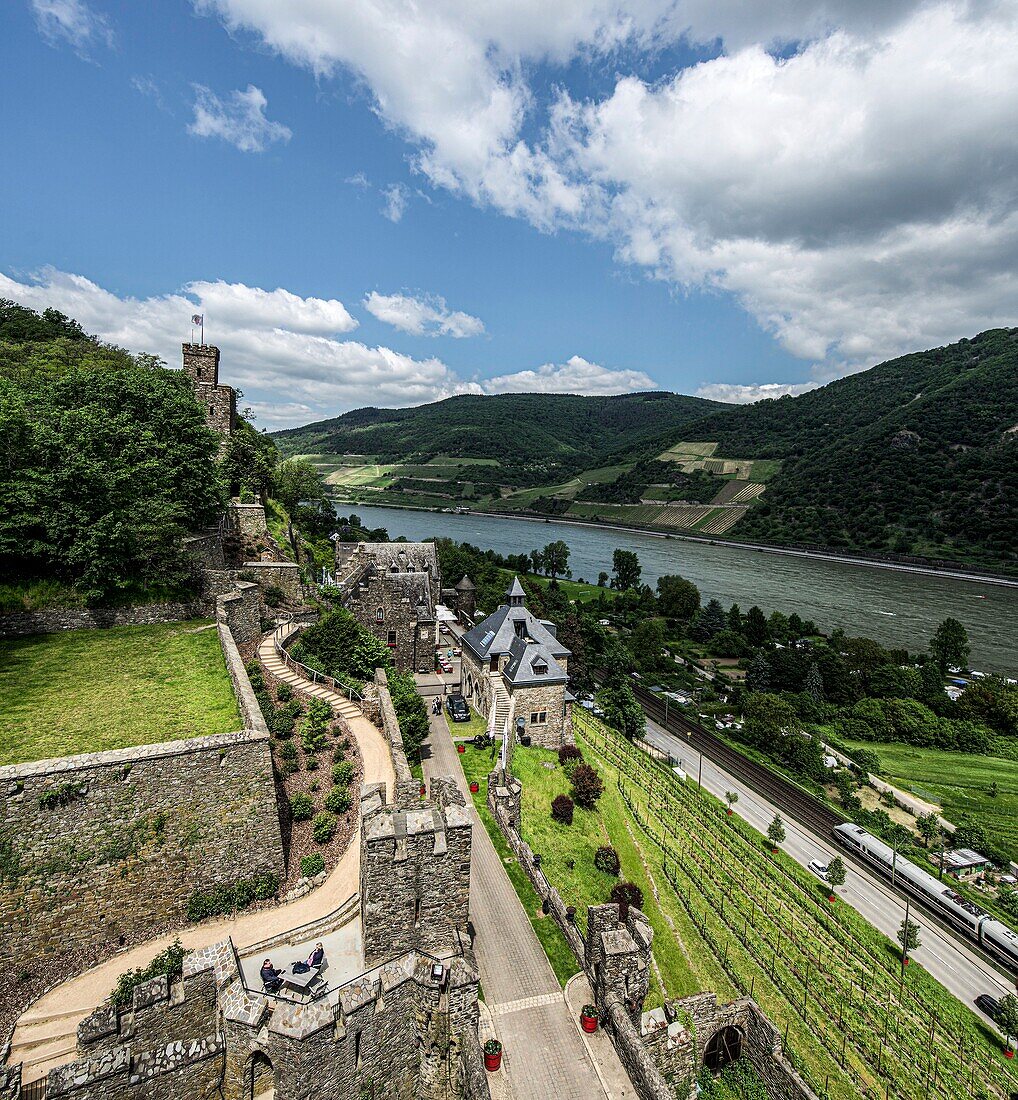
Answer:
[{"left": 0, "top": 728, "right": 284, "bottom": 997}]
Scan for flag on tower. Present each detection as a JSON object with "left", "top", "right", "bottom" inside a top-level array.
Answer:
[{"left": 191, "top": 314, "right": 203, "bottom": 326}]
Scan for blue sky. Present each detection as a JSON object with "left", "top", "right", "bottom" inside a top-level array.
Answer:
[{"left": 4, "top": 1, "right": 1018, "bottom": 426}]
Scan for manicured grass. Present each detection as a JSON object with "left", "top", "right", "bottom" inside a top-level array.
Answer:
[
  {"left": 446, "top": 707, "right": 488, "bottom": 740},
  {"left": 839, "top": 738, "right": 1018, "bottom": 861},
  {"left": 514, "top": 572, "right": 621, "bottom": 604},
  {"left": 0, "top": 622, "right": 242, "bottom": 765},
  {"left": 455, "top": 739, "right": 578, "bottom": 985}
]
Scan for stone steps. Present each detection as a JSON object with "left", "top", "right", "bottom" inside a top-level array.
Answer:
[
  {"left": 18, "top": 1004, "right": 92, "bottom": 1028},
  {"left": 15, "top": 1036, "right": 78, "bottom": 1082},
  {"left": 256, "top": 640, "right": 362, "bottom": 721}
]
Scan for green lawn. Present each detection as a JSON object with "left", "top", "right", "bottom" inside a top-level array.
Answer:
[
  {"left": 839, "top": 738, "right": 1018, "bottom": 861},
  {"left": 515, "top": 572, "right": 620, "bottom": 604},
  {"left": 0, "top": 622, "right": 242, "bottom": 765}
]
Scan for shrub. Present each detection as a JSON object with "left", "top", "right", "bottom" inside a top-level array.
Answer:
[
  {"left": 313, "top": 812, "right": 337, "bottom": 844},
  {"left": 282, "top": 758, "right": 299, "bottom": 776},
  {"left": 263, "top": 584, "right": 285, "bottom": 608},
  {"left": 332, "top": 761, "right": 355, "bottom": 786},
  {"left": 108, "top": 939, "right": 186, "bottom": 1008},
  {"left": 38, "top": 781, "right": 88, "bottom": 809},
  {"left": 185, "top": 873, "right": 278, "bottom": 922},
  {"left": 570, "top": 764, "right": 604, "bottom": 808},
  {"left": 594, "top": 845, "right": 621, "bottom": 876},
  {"left": 276, "top": 683, "right": 293, "bottom": 702},
  {"left": 551, "top": 794, "right": 574, "bottom": 824},
  {"left": 290, "top": 793, "right": 314, "bottom": 821},
  {"left": 300, "top": 853, "right": 325, "bottom": 878},
  {"left": 332, "top": 745, "right": 346, "bottom": 764},
  {"left": 325, "top": 786, "right": 352, "bottom": 814},
  {"left": 306, "top": 697, "right": 333, "bottom": 724},
  {"left": 279, "top": 741, "right": 298, "bottom": 761},
  {"left": 558, "top": 744, "right": 583, "bottom": 766},
  {"left": 305, "top": 757, "right": 319, "bottom": 771},
  {"left": 610, "top": 881, "right": 644, "bottom": 919}
]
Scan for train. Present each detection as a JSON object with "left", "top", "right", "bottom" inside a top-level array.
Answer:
[{"left": 833, "top": 823, "right": 1018, "bottom": 974}]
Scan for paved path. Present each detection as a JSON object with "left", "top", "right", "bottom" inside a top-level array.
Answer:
[
  {"left": 8, "top": 642, "right": 394, "bottom": 1083},
  {"left": 422, "top": 710, "right": 625, "bottom": 1099}
]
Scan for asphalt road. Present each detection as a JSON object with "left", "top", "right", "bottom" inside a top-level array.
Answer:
[{"left": 640, "top": 715, "right": 1015, "bottom": 1031}]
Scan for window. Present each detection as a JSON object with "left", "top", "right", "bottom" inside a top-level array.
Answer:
[
  {"left": 387, "top": 630, "right": 397, "bottom": 647},
  {"left": 514, "top": 619, "right": 525, "bottom": 639},
  {"left": 530, "top": 711, "right": 547, "bottom": 725},
  {"left": 376, "top": 607, "right": 384, "bottom": 623},
  {"left": 532, "top": 661, "right": 547, "bottom": 676}
]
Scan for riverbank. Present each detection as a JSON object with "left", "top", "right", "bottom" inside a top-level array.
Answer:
[{"left": 330, "top": 495, "right": 1018, "bottom": 589}]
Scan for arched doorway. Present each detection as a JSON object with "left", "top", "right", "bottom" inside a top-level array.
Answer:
[
  {"left": 703, "top": 1026, "right": 743, "bottom": 1072},
  {"left": 248, "top": 1051, "right": 275, "bottom": 1100}
]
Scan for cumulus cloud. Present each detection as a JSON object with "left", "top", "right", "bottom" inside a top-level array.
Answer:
[
  {"left": 188, "top": 84, "right": 291, "bottom": 153},
  {"left": 381, "top": 184, "right": 410, "bottom": 223},
  {"left": 696, "top": 381, "right": 819, "bottom": 404},
  {"left": 31, "top": 0, "right": 113, "bottom": 54},
  {"left": 0, "top": 268, "right": 478, "bottom": 428},
  {"left": 483, "top": 355, "right": 656, "bottom": 395},
  {"left": 193, "top": 0, "right": 1018, "bottom": 372},
  {"left": 364, "top": 292, "right": 485, "bottom": 338}
]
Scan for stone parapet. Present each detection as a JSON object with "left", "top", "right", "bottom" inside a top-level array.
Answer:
[{"left": 374, "top": 668, "right": 421, "bottom": 808}]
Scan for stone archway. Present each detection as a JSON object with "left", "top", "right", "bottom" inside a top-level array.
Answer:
[
  {"left": 703, "top": 1025, "right": 743, "bottom": 1072},
  {"left": 248, "top": 1051, "right": 275, "bottom": 1100}
]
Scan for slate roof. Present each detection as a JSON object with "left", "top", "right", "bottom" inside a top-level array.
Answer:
[
  {"left": 461, "top": 604, "right": 570, "bottom": 662},
  {"left": 503, "top": 636, "right": 569, "bottom": 685}
]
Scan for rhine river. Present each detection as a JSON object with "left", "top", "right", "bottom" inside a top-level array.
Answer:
[{"left": 341, "top": 504, "right": 1017, "bottom": 675}]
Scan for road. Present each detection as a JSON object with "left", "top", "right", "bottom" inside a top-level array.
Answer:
[{"left": 640, "top": 715, "right": 1015, "bottom": 1029}]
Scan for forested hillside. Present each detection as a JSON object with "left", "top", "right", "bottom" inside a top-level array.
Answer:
[
  {"left": 682, "top": 329, "right": 1018, "bottom": 566},
  {"left": 0, "top": 301, "right": 225, "bottom": 604},
  {"left": 274, "top": 391, "right": 722, "bottom": 472}
]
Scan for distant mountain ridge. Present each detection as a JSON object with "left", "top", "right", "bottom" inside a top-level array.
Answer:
[{"left": 277, "top": 329, "right": 1018, "bottom": 573}]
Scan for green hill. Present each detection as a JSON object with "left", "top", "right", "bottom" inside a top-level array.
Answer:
[{"left": 276, "top": 329, "right": 1018, "bottom": 573}]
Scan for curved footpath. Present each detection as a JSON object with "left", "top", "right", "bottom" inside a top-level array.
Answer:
[{"left": 8, "top": 640, "right": 395, "bottom": 1084}]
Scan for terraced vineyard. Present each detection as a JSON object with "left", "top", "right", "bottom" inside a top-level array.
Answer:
[{"left": 572, "top": 711, "right": 1018, "bottom": 1100}]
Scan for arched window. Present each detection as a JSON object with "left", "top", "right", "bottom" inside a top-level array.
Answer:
[{"left": 703, "top": 1026, "right": 743, "bottom": 1072}]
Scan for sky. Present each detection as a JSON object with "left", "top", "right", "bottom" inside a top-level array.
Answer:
[{"left": 3, "top": 1, "right": 1018, "bottom": 428}]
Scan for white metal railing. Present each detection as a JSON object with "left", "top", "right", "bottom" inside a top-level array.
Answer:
[{"left": 271, "top": 615, "right": 363, "bottom": 706}]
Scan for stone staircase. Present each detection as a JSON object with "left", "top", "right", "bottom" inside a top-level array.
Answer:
[
  {"left": 489, "top": 680, "right": 512, "bottom": 740},
  {"left": 10, "top": 1005, "right": 89, "bottom": 1084},
  {"left": 257, "top": 633, "right": 362, "bottom": 723}
]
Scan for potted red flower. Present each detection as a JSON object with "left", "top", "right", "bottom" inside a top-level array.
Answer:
[
  {"left": 483, "top": 1039, "right": 502, "bottom": 1071},
  {"left": 580, "top": 1004, "right": 598, "bottom": 1033},
  {"left": 457, "top": 743, "right": 466, "bottom": 754},
  {"left": 419, "top": 784, "right": 426, "bottom": 796},
  {"left": 469, "top": 781, "right": 479, "bottom": 793}
]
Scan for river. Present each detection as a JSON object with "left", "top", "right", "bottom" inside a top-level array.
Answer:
[{"left": 341, "top": 504, "right": 1017, "bottom": 675}]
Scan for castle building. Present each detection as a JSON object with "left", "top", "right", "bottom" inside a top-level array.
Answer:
[
  {"left": 333, "top": 542, "right": 440, "bottom": 673},
  {"left": 182, "top": 343, "right": 236, "bottom": 449},
  {"left": 460, "top": 577, "right": 573, "bottom": 748}
]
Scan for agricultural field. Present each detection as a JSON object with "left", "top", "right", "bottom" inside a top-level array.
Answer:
[
  {"left": 0, "top": 622, "right": 241, "bottom": 765},
  {"left": 838, "top": 739, "right": 1018, "bottom": 862},
  {"left": 470, "top": 710, "right": 1017, "bottom": 1100}
]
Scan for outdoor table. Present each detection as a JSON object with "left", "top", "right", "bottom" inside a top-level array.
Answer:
[{"left": 281, "top": 965, "right": 321, "bottom": 997}]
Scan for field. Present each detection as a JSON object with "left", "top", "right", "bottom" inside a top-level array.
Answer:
[
  {"left": 515, "top": 573, "right": 621, "bottom": 603},
  {"left": 466, "top": 710, "right": 1017, "bottom": 1100},
  {"left": 839, "top": 739, "right": 1018, "bottom": 861},
  {"left": 0, "top": 622, "right": 241, "bottom": 765}
]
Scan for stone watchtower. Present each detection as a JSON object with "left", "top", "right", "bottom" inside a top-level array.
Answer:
[
  {"left": 453, "top": 576, "right": 476, "bottom": 625},
  {"left": 182, "top": 343, "right": 235, "bottom": 449}
]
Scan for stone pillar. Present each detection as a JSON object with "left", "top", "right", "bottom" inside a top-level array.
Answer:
[{"left": 585, "top": 903, "right": 654, "bottom": 1023}]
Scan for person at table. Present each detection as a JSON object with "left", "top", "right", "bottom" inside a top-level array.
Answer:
[
  {"left": 260, "top": 959, "right": 283, "bottom": 992},
  {"left": 306, "top": 942, "right": 325, "bottom": 968}
]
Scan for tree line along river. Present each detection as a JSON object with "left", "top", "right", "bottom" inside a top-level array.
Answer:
[{"left": 338, "top": 503, "right": 1017, "bottom": 676}]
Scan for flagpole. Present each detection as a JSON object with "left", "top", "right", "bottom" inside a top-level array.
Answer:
[{"left": 201, "top": 316, "right": 204, "bottom": 346}]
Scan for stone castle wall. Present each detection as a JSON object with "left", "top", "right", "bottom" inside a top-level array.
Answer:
[
  {"left": 0, "top": 626, "right": 284, "bottom": 994},
  {"left": 0, "top": 602, "right": 209, "bottom": 639},
  {"left": 511, "top": 681, "right": 571, "bottom": 749}
]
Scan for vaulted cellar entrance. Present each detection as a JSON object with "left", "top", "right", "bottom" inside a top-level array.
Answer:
[
  {"left": 703, "top": 1025, "right": 743, "bottom": 1072},
  {"left": 248, "top": 1051, "right": 275, "bottom": 1100}
]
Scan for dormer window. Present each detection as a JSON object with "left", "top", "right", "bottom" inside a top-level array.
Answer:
[
  {"left": 532, "top": 660, "right": 548, "bottom": 676},
  {"left": 514, "top": 619, "right": 525, "bottom": 639}
]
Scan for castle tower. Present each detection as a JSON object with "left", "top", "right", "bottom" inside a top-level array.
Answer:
[
  {"left": 453, "top": 575, "right": 476, "bottom": 624},
  {"left": 182, "top": 343, "right": 235, "bottom": 450},
  {"left": 506, "top": 576, "right": 526, "bottom": 607}
]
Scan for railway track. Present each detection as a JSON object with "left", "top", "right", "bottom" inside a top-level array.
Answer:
[{"left": 631, "top": 684, "right": 847, "bottom": 840}]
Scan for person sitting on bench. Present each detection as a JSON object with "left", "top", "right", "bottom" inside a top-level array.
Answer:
[{"left": 260, "top": 959, "right": 284, "bottom": 992}]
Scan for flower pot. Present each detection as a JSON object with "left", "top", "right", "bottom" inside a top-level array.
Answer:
[
  {"left": 828, "top": 894, "right": 836, "bottom": 903},
  {"left": 771, "top": 848, "right": 778, "bottom": 854},
  {"left": 419, "top": 784, "right": 426, "bottom": 796},
  {"left": 469, "top": 781, "right": 479, "bottom": 793},
  {"left": 580, "top": 1012, "right": 598, "bottom": 1033},
  {"left": 903, "top": 957, "right": 910, "bottom": 967},
  {"left": 457, "top": 744, "right": 465, "bottom": 754},
  {"left": 1005, "top": 1048, "right": 1015, "bottom": 1059},
  {"left": 484, "top": 1050, "right": 502, "bottom": 1072},
  {"left": 726, "top": 809, "right": 733, "bottom": 816}
]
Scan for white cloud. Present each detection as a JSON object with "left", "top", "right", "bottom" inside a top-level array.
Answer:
[
  {"left": 696, "top": 381, "right": 819, "bottom": 404},
  {"left": 381, "top": 184, "right": 409, "bottom": 223},
  {"left": 0, "top": 268, "right": 478, "bottom": 428},
  {"left": 483, "top": 355, "right": 656, "bottom": 395},
  {"left": 31, "top": 0, "right": 113, "bottom": 54},
  {"left": 193, "top": 0, "right": 1018, "bottom": 373},
  {"left": 188, "top": 84, "right": 291, "bottom": 153},
  {"left": 364, "top": 291, "right": 485, "bottom": 338}
]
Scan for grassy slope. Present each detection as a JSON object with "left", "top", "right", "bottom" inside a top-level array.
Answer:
[
  {"left": 839, "top": 738, "right": 1018, "bottom": 860},
  {"left": 0, "top": 622, "right": 241, "bottom": 765}
]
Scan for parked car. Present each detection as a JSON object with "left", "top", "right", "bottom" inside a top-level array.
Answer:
[
  {"left": 446, "top": 695, "right": 470, "bottom": 722},
  {"left": 975, "top": 994, "right": 1000, "bottom": 1021},
  {"left": 440, "top": 625, "right": 451, "bottom": 635},
  {"left": 808, "top": 859, "right": 831, "bottom": 882}
]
